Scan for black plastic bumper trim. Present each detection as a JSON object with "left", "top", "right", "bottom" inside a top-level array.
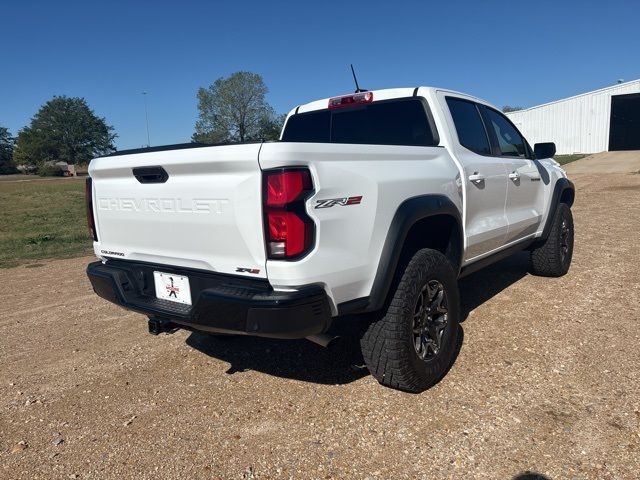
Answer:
[{"left": 86, "top": 260, "right": 332, "bottom": 339}]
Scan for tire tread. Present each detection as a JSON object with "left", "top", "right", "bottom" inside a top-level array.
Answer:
[
  {"left": 530, "top": 203, "right": 574, "bottom": 277},
  {"left": 360, "top": 249, "right": 460, "bottom": 393}
]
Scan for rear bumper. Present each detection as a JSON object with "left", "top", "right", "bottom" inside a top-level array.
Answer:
[{"left": 86, "top": 260, "right": 332, "bottom": 339}]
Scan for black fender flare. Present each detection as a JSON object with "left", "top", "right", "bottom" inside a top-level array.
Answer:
[
  {"left": 337, "top": 195, "right": 462, "bottom": 315},
  {"left": 539, "top": 178, "right": 575, "bottom": 241}
]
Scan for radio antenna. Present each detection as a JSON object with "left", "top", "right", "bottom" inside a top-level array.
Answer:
[{"left": 350, "top": 64, "right": 366, "bottom": 93}]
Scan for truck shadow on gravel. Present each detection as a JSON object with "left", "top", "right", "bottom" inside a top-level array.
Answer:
[
  {"left": 186, "top": 252, "right": 530, "bottom": 386},
  {"left": 185, "top": 329, "right": 372, "bottom": 385},
  {"left": 458, "top": 251, "right": 530, "bottom": 322}
]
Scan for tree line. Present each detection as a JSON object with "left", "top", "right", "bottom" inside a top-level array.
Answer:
[{"left": 0, "top": 71, "right": 285, "bottom": 175}]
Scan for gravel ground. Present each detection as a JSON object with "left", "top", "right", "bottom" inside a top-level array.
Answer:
[{"left": 1, "top": 168, "right": 639, "bottom": 479}]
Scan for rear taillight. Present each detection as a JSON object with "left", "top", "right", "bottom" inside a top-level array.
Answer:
[
  {"left": 85, "top": 177, "right": 98, "bottom": 241},
  {"left": 263, "top": 169, "right": 314, "bottom": 259}
]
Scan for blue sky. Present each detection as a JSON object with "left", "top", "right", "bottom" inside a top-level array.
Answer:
[{"left": 1, "top": 0, "right": 638, "bottom": 150}]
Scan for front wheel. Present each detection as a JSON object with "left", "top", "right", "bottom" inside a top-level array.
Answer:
[
  {"left": 360, "top": 249, "right": 460, "bottom": 393},
  {"left": 530, "top": 203, "right": 574, "bottom": 277}
]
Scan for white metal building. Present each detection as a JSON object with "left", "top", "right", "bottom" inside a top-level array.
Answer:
[{"left": 505, "top": 79, "right": 640, "bottom": 154}]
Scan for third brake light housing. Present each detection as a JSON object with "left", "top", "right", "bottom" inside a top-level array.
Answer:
[{"left": 328, "top": 91, "right": 373, "bottom": 109}]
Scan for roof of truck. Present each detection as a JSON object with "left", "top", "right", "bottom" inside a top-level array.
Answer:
[{"left": 291, "top": 86, "right": 492, "bottom": 115}]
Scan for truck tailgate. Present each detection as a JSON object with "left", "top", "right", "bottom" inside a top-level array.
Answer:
[{"left": 89, "top": 144, "right": 266, "bottom": 278}]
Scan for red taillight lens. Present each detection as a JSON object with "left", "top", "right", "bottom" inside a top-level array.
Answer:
[
  {"left": 267, "top": 210, "right": 306, "bottom": 257},
  {"left": 328, "top": 91, "right": 373, "bottom": 109},
  {"left": 266, "top": 170, "right": 312, "bottom": 207},
  {"left": 85, "top": 177, "right": 98, "bottom": 241},
  {"left": 263, "top": 168, "right": 314, "bottom": 259}
]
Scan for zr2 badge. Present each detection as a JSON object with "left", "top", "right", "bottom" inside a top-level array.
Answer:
[{"left": 315, "top": 196, "right": 362, "bottom": 209}]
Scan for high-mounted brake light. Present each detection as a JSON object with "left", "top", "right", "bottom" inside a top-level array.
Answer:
[
  {"left": 263, "top": 169, "right": 314, "bottom": 259},
  {"left": 85, "top": 177, "right": 98, "bottom": 242},
  {"left": 328, "top": 91, "right": 373, "bottom": 109}
]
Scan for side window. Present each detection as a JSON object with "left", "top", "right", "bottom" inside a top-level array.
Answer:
[
  {"left": 484, "top": 108, "right": 526, "bottom": 157},
  {"left": 446, "top": 97, "right": 491, "bottom": 155}
]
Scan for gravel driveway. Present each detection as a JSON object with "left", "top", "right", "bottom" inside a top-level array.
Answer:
[{"left": 1, "top": 164, "right": 639, "bottom": 479}]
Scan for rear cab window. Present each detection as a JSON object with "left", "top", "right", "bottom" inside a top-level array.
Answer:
[{"left": 281, "top": 98, "right": 439, "bottom": 147}]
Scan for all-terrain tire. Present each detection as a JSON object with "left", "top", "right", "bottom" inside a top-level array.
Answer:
[
  {"left": 530, "top": 203, "right": 574, "bottom": 277},
  {"left": 360, "top": 249, "right": 460, "bottom": 393}
]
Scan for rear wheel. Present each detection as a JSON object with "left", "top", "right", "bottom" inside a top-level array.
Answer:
[
  {"left": 530, "top": 203, "right": 574, "bottom": 277},
  {"left": 360, "top": 249, "right": 460, "bottom": 393}
]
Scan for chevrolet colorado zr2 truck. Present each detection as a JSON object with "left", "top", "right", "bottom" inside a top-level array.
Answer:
[{"left": 86, "top": 87, "right": 575, "bottom": 392}]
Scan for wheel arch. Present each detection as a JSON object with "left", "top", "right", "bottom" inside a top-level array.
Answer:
[
  {"left": 541, "top": 178, "right": 575, "bottom": 242},
  {"left": 338, "top": 195, "right": 463, "bottom": 315},
  {"left": 560, "top": 184, "right": 575, "bottom": 207}
]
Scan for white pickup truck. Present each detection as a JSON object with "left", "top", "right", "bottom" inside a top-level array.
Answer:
[{"left": 86, "top": 87, "right": 574, "bottom": 392}]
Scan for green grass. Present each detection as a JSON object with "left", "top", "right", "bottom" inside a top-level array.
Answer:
[
  {"left": 0, "top": 178, "right": 93, "bottom": 268},
  {"left": 554, "top": 154, "right": 588, "bottom": 165}
]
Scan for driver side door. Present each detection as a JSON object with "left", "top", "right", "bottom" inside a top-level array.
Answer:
[{"left": 481, "top": 106, "right": 545, "bottom": 244}]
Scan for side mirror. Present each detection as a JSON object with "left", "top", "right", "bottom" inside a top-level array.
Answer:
[{"left": 534, "top": 142, "right": 556, "bottom": 159}]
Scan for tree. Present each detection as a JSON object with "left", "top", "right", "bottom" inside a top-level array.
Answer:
[
  {"left": 257, "top": 112, "right": 287, "bottom": 141},
  {"left": 193, "top": 71, "right": 283, "bottom": 143},
  {"left": 14, "top": 96, "right": 116, "bottom": 167},
  {"left": 0, "top": 126, "right": 17, "bottom": 174},
  {"left": 502, "top": 105, "right": 523, "bottom": 113}
]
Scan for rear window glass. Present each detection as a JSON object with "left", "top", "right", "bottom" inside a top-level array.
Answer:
[
  {"left": 281, "top": 98, "right": 438, "bottom": 147},
  {"left": 281, "top": 110, "right": 331, "bottom": 143}
]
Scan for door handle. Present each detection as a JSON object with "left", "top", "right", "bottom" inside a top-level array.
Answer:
[
  {"left": 508, "top": 172, "right": 520, "bottom": 181},
  {"left": 468, "top": 172, "right": 485, "bottom": 184}
]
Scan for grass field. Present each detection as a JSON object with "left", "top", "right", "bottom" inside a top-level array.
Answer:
[
  {"left": 555, "top": 154, "right": 588, "bottom": 165},
  {"left": 0, "top": 178, "right": 92, "bottom": 268}
]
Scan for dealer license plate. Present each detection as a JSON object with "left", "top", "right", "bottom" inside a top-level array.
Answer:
[{"left": 153, "top": 271, "right": 192, "bottom": 305}]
